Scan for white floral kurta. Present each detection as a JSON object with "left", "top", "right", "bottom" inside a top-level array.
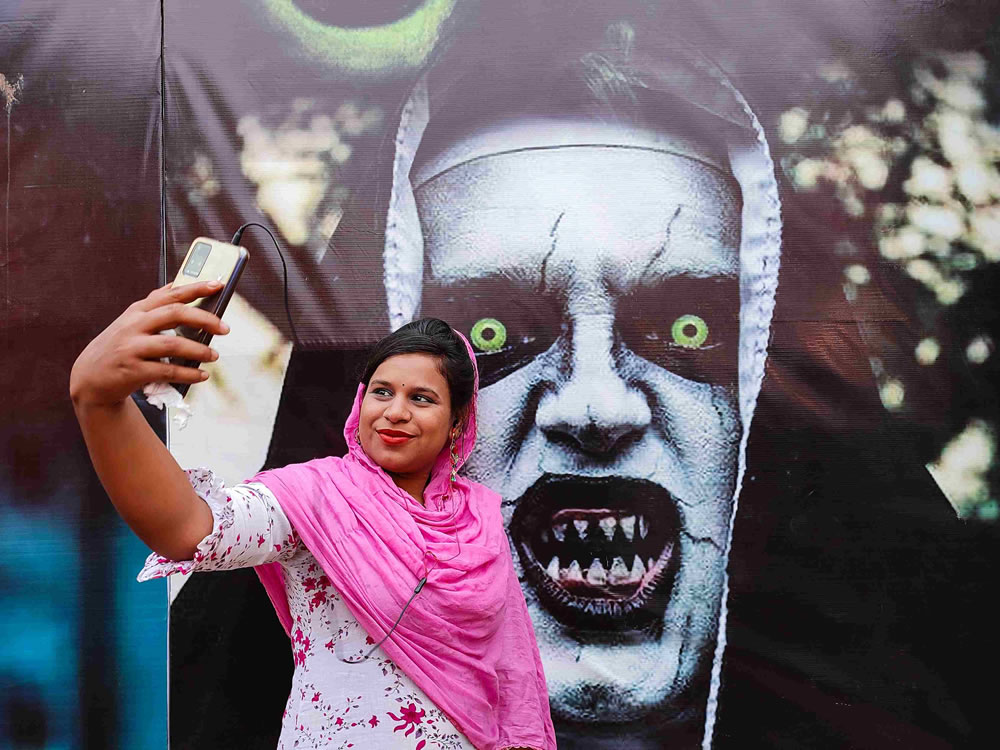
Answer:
[{"left": 138, "top": 468, "right": 476, "bottom": 750}]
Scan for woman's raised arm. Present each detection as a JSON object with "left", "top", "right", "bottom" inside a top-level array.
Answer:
[{"left": 69, "top": 281, "right": 230, "bottom": 560}]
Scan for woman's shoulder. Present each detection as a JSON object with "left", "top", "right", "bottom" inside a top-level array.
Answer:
[{"left": 256, "top": 454, "right": 344, "bottom": 479}]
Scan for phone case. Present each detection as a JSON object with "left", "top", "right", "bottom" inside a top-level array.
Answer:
[{"left": 168, "top": 237, "right": 250, "bottom": 396}]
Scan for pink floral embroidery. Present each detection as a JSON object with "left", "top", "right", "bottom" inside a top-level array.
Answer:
[
  {"left": 388, "top": 703, "right": 426, "bottom": 736},
  {"left": 311, "top": 590, "right": 328, "bottom": 609},
  {"left": 137, "top": 474, "right": 473, "bottom": 749}
]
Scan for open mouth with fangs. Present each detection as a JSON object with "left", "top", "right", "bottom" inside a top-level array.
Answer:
[{"left": 509, "top": 474, "right": 681, "bottom": 632}]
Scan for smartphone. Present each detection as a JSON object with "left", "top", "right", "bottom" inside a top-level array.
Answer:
[{"left": 168, "top": 237, "right": 249, "bottom": 396}]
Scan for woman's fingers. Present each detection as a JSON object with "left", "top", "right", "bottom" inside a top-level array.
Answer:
[
  {"left": 135, "top": 280, "right": 223, "bottom": 312},
  {"left": 134, "top": 334, "right": 219, "bottom": 364},
  {"left": 140, "top": 360, "right": 211, "bottom": 385},
  {"left": 141, "top": 301, "right": 230, "bottom": 336}
]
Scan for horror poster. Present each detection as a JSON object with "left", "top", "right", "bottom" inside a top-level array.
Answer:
[{"left": 2, "top": 1, "right": 999, "bottom": 748}]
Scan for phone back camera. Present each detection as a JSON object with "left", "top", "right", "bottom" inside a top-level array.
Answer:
[{"left": 183, "top": 242, "right": 212, "bottom": 277}]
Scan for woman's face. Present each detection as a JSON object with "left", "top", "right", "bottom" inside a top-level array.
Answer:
[
  {"left": 418, "top": 144, "right": 742, "bottom": 723},
  {"left": 358, "top": 353, "right": 454, "bottom": 481}
]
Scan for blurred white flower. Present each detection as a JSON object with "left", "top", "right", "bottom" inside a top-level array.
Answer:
[
  {"left": 879, "top": 227, "right": 926, "bottom": 260},
  {"left": 850, "top": 148, "right": 889, "bottom": 190},
  {"left": 941, "top": 51, "right": 987, "bottom": 80},
  {"left": 903, "top": 156, "right": 953, "bottom": 200},
  {"left": 906, "top": 203, "right": 964, "bottom": 241},
  {"left": 969, "top": 206, "right": 1000, "bottom": 261},
  {"left": 935, "top": 278, "right": 965, "bottom": 305},
  {"left": 906, "top": 258, "right": 940, "bottom": 283},
  {"left": 935, "top": 110, "right": 979, "bottom": 164},
  {"left": 844, "top": 264, "right": 871, "bottom": 284},
  {"left": 882, "top": 99, "right": 906, "bottom": 123},
  {"left": 793, "top": 158, "right": 826, "bottom": 189},
  {"left": 238, "top": 100, "right": 382, "bottom": 247},
  {"left": 955, "top": 162, "right": 1000, "bottom": 205},
  {"left": 879, "top": 378, "right": 906, "bottom": 410},
  {"left": 941, "top": 79, "right": 985, "bottom": 112},
  {"left": 779, "top": 107, "right": 809, "bottom": 143},
  {"left": 927, "top": 420, "right": 996, "bottom": 518},
  {"left": 966, "top": 334, "right": 994, "bottom": 364},
  {"left": 840, "top": 124, "right": 879, "bottom": 148},
  {"left": 915, "top": 337, "right": 941, "bottom": 365}
]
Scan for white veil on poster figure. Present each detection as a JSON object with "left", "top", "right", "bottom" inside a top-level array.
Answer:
[{"left": 369, "top": 27, "right": 782, "bottom": 748}]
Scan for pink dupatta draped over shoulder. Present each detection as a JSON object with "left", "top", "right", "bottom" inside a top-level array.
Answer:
[{"left": 252, "top": 334, "right": 556, "bottom": 750}]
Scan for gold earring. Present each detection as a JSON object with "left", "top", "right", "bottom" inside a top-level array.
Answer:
[{"left": 449, "top": 429, "right": 460, "bottom": 482}]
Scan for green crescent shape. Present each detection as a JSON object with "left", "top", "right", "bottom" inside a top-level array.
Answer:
[{"left": 260, "top": 0, "right": 458, "bottom": 75}]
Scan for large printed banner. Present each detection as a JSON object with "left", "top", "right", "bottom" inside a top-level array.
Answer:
[{"left": 3, "top": 1, "right": 999, "bottom": 747}]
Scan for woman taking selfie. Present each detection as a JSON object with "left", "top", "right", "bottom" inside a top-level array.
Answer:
[{"left": 69, "top": 280, "right": 556, "bottom": 750}]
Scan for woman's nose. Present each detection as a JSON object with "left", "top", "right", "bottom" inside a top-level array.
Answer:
[
  {"left": 383, "top": 395, "right": 411, "bottom": 423},
  {"left": 535, "top": 314, "right": 651, "bottom": 455}
]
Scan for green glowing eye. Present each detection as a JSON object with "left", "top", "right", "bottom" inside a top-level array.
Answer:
[
  {"left": 470, "top": 318, "right": 507, "bottom": 352},
  {"left": 261, "top": 0, "right": 456, "bottom": 75},
  {"left": 671, "top": 314, "right": 709, "bottom": 348}
]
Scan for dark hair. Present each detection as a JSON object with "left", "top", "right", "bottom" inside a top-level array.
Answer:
[{"left": 360, "top": 318, "right": 476, "bottom": 419}]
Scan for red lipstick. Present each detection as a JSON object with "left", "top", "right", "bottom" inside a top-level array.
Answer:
[{"left": 377, "top": 429, "right": 415, "bottom": 445}]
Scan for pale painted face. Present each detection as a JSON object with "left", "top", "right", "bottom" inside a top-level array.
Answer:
[
  {"left": 359, "top": 353, "right": 453, "bottom": 488},
  {"left": 417, "top": 144, "right": 743, "bottom": 723}
]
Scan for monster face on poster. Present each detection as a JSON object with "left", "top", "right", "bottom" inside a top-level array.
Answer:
[
  {"left": 407, "top": 48, "right": 771, "bottom": 741},
  {"left": 151, "top": 1, "right": 994, "bottom": 748}
]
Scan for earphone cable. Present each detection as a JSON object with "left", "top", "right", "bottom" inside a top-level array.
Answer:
[
  {"left": 230, "top": 222, "right": 301, "bottom": 349},
  {"left": 340, "top": 575, "right": 428, "bottom": 663}
]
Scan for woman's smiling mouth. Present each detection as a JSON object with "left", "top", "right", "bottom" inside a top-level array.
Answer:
[{"left": 376, "top": 429, "right": 416, "bottom": 445}]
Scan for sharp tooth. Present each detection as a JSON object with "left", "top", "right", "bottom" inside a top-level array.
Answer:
[
  {"left": 546, "top": 556, "right": 560, "bottom": 580},
  {"left": 639, "top": 515, "right": 649, "bottom": 539},
  {"left": 630, "top": 555, "right": 646, "bottom": 582},
  {"left": 573, "top": 519, "right": 588, "bottom": 538},
  {"left": 620, "top": 515, "right": 636, "bottom": 542},
  {"left": 599, "top": 516, "right": 616, "bottom": 540},
  {"left": 553, "top": 523, "right": 566, "bottom": 542},
  {"left": 564, "top": 560, "right": 584, "bottom": 582},
  {"left": 647, "top": 557, "right": 655, "bottom": 571},
  {"left": 585, "top": 558, "right": 607, "bottom": 586},
  {"left": 608, "top": 556, "right": 630, "bottom": 585},
  {"left": 541, "top": 529, "right": 549, "bottom": 543}
]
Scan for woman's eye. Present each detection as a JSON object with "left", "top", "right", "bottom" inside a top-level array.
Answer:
[
  {"left": 670, "top": 314, "right": 709, "bottom": 349},
  {"left": 470, "top": 318, "right": 507, "bottom": 352}
]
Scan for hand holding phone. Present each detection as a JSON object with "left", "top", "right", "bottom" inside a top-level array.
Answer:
[
  {"left": 69, "top": 280, "right": 228, "bottom": 411},
  {"left": 168, "top": 237, "right": 249, "bottom": 395}
]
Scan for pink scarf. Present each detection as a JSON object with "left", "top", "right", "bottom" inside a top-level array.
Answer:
[{"left": 252, "top": 338, "right": 556, "bottom": 750}]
